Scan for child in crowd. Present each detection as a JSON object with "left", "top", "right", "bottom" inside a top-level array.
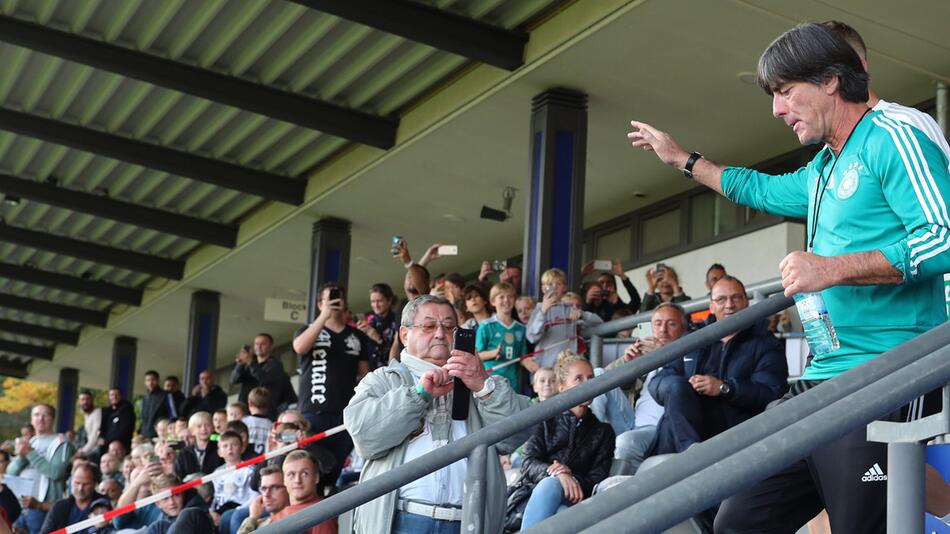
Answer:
[
  {"left": 515, "top": 296, "right": 536, "bottom": 325},
  {"left": 244, "top": 388, "right": 273, "bottom": 456},
  {"left": 174, "top": 418, "right": 191, "bottom": 445},
  {"left": 227, "top": 402, "right": 250, "bottom": 422},
  {"left": 476, "top": 282, "right": 535, "bottom": 390},
  {"left": 225, "top": 420, "right": 255, "bottom": 461},
  {"left": 526, "top": 268, "right": 603, "bottom": 367},
  {"left": 562, "top": 292, "right": 584, "bottom": 311},
  {"left": 173, "top": 411, "right": 222, "bottom": 479},
  {"left": 531, "top": 367, "right": 557, "bottom": 403},
  {"left": 212, "top": 432, "right": 259, "bottom": 517},
  {"left": 461, "top": 284, "right": 493, "bottom": 329},
  {"left": 213, "top": 409, "right": 229, "bottom": 435},
  {"left": 153, "top": 418, "right": 170, "bottom": 444}
]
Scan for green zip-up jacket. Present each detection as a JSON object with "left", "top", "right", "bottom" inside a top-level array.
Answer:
[{"left": 722, "top": 110, "right": 950, "bottom": 379}]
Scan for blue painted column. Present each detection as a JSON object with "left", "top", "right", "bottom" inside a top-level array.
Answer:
[
  {"left": 306, "top": 218, "right": 351, "bottom": 323},
  {"left": 55, "top": 367, "right": 79, "bottom": 434},
  {"left": 522, "top": 88, "right": 588, "bottom": 296},
  {"left": 110, "top": 336, "right": 137, "bottom": 401},
  {"left": 184, "top": 290, "right": 219, "bottom": 393}
]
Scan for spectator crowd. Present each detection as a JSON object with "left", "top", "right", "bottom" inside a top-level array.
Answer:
[{"left": 0, "top": 229, "right": 796, "bottom": 534}]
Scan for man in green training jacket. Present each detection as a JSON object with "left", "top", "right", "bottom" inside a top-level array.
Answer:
[{"left": 627, "top": 22, "right": 950, "bottom": 533}]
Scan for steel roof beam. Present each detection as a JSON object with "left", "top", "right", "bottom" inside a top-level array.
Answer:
[
  {"left": 294, "top": 0, "right": 527, "bottom": 70},
  {"left": 0, "top": 357, "right": 29, "bottom": 378},
  {"left": 0, "top": 317, "right": 79, "bottom": 345},
  {"left": 0, "top": 293, "right": 107, "bottom": 326},
  {"left": 0, "top": 108, "right": 305, "bottom": 205},
  {"left": 0, "top": 262, "right": 142, "bottom": 306},
  {"left": 0, "top": 173, "right": 238, "bottom": 248},
  {"left": 0, "top": 339, "right": 54, "bottom": 360},
  {"left": 0, "top": 15, "right": 397, "bottom": 149},
  {"left": 0, "top": 224, "right": 184, "bottom": 280}
]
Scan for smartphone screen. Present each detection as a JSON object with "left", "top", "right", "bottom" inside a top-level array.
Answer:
[
  {"left": 437, "top": 245, "right": 459, "bottom": 256},
  {"left": 328, "top": 288, "right": 341, "bottom": 301},
  {"left": 452, "top": 329, "right": 475, "bottom": 421},
  {"left": 637, "top": 321, "right": 654, "bottom": 339}
]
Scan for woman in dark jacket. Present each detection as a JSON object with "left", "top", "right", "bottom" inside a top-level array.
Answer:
[
  {"left": 519, "top": 351, "right": 615, "bottom": 529},
  {"left": 356, "top": 283, "right": 399, "bottom": 370}
]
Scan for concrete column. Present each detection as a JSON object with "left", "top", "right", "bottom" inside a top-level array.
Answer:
[
  {"left": 522, "top": 88, "right": 588, "bottom": 296},
  {"left": 184, "top": 290, "right": 219, "bottom": 392},
  {"left": 110, "top": 336, "right": 137, "bottom": 400},
  {"left": 55, "top": 367, "right": 79, "bottom": 434},
  {"left": 306, "top": 218, "right": 352, "bottom": 323}
]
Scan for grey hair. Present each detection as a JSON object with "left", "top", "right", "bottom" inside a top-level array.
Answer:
[
  {"left": 400, "top": 295, "right": 457, "bottom": 327},
  {"left": 756, "top": 22, "right": 868, "bottom": 103},
  {"left": 654, "top": 302, "right": 688, "bottom": 326}
]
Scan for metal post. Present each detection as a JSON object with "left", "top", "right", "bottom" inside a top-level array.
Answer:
[
  {"left": 184, "top": 290, "right": 220, "bottom": 392},
  {"left": 589, "top": 334, "right": 603, "bottom": 368},
  {"left": 463, "top": 444, "right": 488, "bottom": 534},
  {"left": 55, "top": 368, "right": 79, "bottom": 434},
  {"left": 887, "top": 442, "right": 925, "bottom": 533},
  {"left": 110, "top": 336, "right": 137, "bottom": 400},
  {"left": 937, "top": 82, "right": 947, "bottom": 135}
]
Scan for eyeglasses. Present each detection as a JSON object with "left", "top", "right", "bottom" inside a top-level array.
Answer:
[
  {"left": 260, "top": 484, "right": 286, "bottom": 493},
  {"left": 711, "top": 294, "right": 747, "bottom": 305},
  {"left": 408, "top": 321, "right": 458, "bottom": 335}
]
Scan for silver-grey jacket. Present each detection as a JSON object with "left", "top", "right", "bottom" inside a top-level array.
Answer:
[{"left": 343, "top": 359, "right": 531, "bottom": 534}]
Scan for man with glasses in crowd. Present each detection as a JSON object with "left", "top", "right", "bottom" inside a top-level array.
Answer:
[
  {"left": 647, "top": 276, "right": 787, "bottom": 454},
  {"left": 344, "top": 294, "right": 530, "bottom": 534}
]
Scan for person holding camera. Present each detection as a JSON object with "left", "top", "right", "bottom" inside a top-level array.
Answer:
[
  {"left": 292, "top": 283, "right": 370, "bottom": 483},
  {"left": 526, "top": 269, "right": 603, "bottom": 368},
  {"left": 639, "top": 263, "right": 690, "bottom": 312},
  {"left": 582, "top": 258, "right": 642, "bottom": 322},
  {"left": 344, "top": 294, "right": 530, "bottom": 534}
]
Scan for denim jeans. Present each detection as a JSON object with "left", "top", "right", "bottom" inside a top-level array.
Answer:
[
  {"left": 304, "top": 411, "right": 353, "bottom": 481},
  {"left": 615, "top": 425, "right": 659, "bottom": 472},
  {"left": 13, "top": 508, "right": 46, "bottom": 534},
  {"left": 521, "top": 476, "right": 572, "bottom": 529},
  {"left": 589, "top": 367, "right": 637, "bottom": 435},
  {"left": 391, "top": 511, "right": 461, "bottom": 534}
]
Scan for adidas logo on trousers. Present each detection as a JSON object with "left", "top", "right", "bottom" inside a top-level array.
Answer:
[{"left": 862, "top": 463, "right": 887, "bottom": 482}]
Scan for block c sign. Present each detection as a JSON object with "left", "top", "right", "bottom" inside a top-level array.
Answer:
[{"left": 264, "top": 298, "right": 308, "bottom": 323}]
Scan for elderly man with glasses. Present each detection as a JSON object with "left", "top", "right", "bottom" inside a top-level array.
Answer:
[
  {"left": 647, "top": 276, "right": 788, "bottom": 455},
  {"left": 344, "top": 294, "right": 531, "bottom": 534}
]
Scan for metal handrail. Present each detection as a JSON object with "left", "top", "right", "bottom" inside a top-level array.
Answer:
[
  {"left": 523, "top": 321, "right": 950, "bottom": 533},
  {"left": 256, "top": 291, "right": 795, "bottom": 534},
  {"left": 582, "top": 277, "right": 784, "bottom": 337},
  {"left": 584, "top": 345, "right": 950, "bottom": 533}
]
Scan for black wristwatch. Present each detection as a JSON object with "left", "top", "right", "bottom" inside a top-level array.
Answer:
[
  {"left": 683, "top": 152, "right": 703, "bottom": 178},
  {"left": 719, "top": 381, "right": 732, "bottom": 397}
]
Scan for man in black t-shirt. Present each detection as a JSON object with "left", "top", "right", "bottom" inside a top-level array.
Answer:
[{"left": 292, "top": 282, "right": 369, "bottom": 475}]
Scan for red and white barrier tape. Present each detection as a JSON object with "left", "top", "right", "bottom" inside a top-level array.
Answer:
[
  {"left": 488, "top": 335, "right": 584, "bottom": 372},
  {"left": 53, "top": 424, "right": 348, "bottom": 534}
]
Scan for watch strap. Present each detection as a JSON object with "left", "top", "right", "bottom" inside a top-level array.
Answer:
[{"left": 683, "top": 152, "right": 703, "bottom": 178}]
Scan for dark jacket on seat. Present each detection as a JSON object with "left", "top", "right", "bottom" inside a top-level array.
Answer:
[
  {"left": 173, "top": 440, "right": 223, "bottom": 480},
  {"left": 39, "top": 492, "right": 104, "bottom": 534},
  {"left": 521, "top": 410, "right": 615, "bottom": 498},
  {"left": 649, "top": 316, "right": 788, "bottom": 430}
]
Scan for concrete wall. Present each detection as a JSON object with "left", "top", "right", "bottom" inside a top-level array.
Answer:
[{"left": 617, "top": 222, "right": 806, "bottom": 302}]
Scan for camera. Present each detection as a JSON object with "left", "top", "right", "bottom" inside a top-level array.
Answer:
[
  {"left": 279, "top": 431, "right": 298, "bottom": 443},
  {"left": 492, "top": 260, "right": 507, "bottom": 271},
  {"left": 391, "top": 235, "right": 404, "bottom": 257}
]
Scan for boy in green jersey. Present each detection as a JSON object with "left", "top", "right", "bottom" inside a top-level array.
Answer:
[{"left": 477, "top": 282, "right": 534, "bottom": 390}]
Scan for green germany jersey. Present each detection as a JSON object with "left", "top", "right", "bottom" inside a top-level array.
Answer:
[{"left": 722, "top": 110, "right": 950, "bottom": 379}]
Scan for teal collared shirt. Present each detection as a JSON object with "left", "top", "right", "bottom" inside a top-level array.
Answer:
[{"left": 722, "top": 110, "right": 950, "bottom": 379}]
